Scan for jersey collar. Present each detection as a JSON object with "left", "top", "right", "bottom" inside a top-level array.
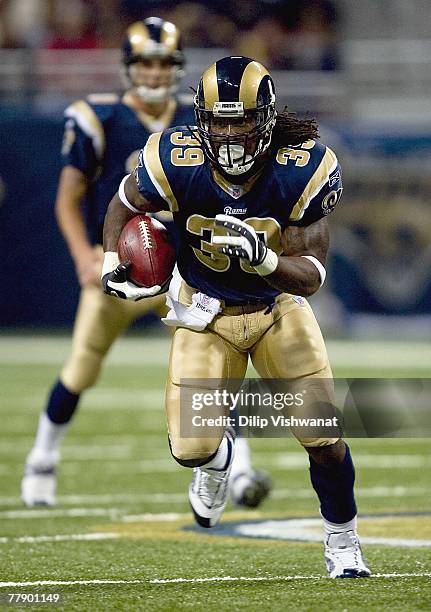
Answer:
[
  {"left": 210, "top": 165, "right": 265, "bottom": 200},
  {"left": 122, "top": 93, "right": 177, "bottom": 132}
]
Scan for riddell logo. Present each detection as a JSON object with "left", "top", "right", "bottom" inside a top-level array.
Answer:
[{"left": 224, "top": 206, "right": 247, "bottom": 215}]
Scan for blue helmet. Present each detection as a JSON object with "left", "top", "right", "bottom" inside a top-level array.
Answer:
[
  {"left": 194, "top": 56, "right": 276, "bottom": 176},
  {"left": 122, "top": 17, "right": 185, "bottom": 103}
]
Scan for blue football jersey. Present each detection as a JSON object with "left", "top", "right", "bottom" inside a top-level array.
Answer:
[
  {"left": 61, "top": 94, "right": 194, "bottom": 243},
  {"left": 135, "top": 127, "right": 342, "bottom": 305}
]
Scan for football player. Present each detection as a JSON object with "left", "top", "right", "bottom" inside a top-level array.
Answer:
[
  {"left": 102, "top": 55, "right": 371, "bottom": 579},
  {"left": 21, "top": 21, "right": 270, "bottom": 510}
]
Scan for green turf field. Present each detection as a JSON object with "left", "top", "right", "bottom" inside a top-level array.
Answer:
[{"left": 1, "top": 336, "right": 430, "bottom": 611}]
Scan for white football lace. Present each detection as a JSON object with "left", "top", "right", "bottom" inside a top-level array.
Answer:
[
  {"left": 138, "top": 220, "right": 153, "bottom": 250},
  {"left": 194, "top": 469, "right": 227, "bottom": 508}
]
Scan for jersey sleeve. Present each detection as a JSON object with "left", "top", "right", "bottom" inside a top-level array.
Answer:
[
  {"left": 134, "top": 131, "right": 178, "bottom": 212},
  {"left": 289, "top": 146, "right": 343, "bottom": 226},
  {"left": 61, "top": 100, "right": 106, "bottom": 179}
]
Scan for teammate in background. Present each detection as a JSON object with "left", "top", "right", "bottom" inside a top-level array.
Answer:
[
  {"left": 102, "top": 56, "right": 371, "bottom": 578},
  {"left": 22, "top": 20, "right": 270, "bottom": 509}
]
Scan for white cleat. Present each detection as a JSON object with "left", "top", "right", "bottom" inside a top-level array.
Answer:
[
  {"left": 325, "top": 530, "right": 371, "bottom": 578},
  {"left": 230, "top": 469, "right": 272, "bottom": 508},
  {"left": 189, "top": 432, "right": 235, "bottom": 528},
  {"left": 21, "top": 448, "right": 58, "bottom": 507}
]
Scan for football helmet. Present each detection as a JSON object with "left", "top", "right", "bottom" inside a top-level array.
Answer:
[
  {"left": 194, "top": 56, "right": 276, "bottom": 176},
  {"left": 122, "top": 17, "right": 185, "bottom": 104}
]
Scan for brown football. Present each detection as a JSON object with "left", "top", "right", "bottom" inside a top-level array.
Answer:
[{"left": 117, "top": 215, "right": 176, "bottom": 288}]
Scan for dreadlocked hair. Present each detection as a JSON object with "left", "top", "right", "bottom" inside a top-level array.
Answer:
[{"left": 270, "top": 108, "right": 319, "bottom": 150}]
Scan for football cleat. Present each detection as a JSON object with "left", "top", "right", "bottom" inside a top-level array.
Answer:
[
  {"left": 324, "top": 530, "right": 371, "bottom": 578},
  {"left": 21, "top": 448, "right": 58, "bottom": 507},
  {"left": 230, "top": 470, "right": 272, "bottom": 508},
  {"left": 189, "top": 431, "right": 235, "bottom": 528}
]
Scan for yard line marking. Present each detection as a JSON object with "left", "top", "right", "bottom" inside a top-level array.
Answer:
[
  {"left": 58, "top": 459, "right": 177, "bottom": 474},
  {"left": 0, "top": 533, "right": 120, "bottom": 545},
  {"left": 0, "top": 509, "right": 188, "bottom": 522},
  {"left": 3, "top": 454, "right": 429, "bottom": 475},
  {"left": 0, "top": 492, "right": 186, "bottom": 507},
  {"left": 121, "top": 512, "right": 190, "bottom": 522},
  {"left": 268, "top": 452, "right": 431, "bottom": 469},
  {"left": 0, "top": 508, "right": 121, "bottom": 520},
  {"left": 1, "top": 573, "right": 431, "bottom": 588},
  {"left": 0, "top": 579, "right": 144, "bottom": 587},
  {"left": 0, "top": 484, "right": 427, "bottom": 509},
  {"left": 1, "top": 337, "right": 430, "bottom": 369},
  {"left": 272, "top": 485, "right": 429, "bottom": 500},
  {"left": 149, "top": 573, "right": 431, "bottom": 583}
]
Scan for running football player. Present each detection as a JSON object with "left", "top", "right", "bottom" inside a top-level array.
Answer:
[
  {"left": 102, "top": 55, "right": 370, "bottom": 578},
  {"left": 21, "top": 22, "right": 270, "bottom": 511}
]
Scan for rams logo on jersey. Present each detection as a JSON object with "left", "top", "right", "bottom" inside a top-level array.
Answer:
[{"left": 322, "top": 187, "right": 343, "bottom": 216}]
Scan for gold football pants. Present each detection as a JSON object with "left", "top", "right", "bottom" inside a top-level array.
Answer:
[{"left": 166, "top": 283, "right": 338, "bottom": 461}]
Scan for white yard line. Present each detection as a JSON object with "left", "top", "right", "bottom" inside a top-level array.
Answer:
[
  {"left": 0, "top": 492, "right": 186, "bottom": 507},
  {"left": 121, "top": 512, "right": 190, "bottom": 522},
  {"left": 0, "top": 508, "right": 121, "bottom": 520},
  {"left": 0, "top": 509, "right": 188, "bottom": 522},
  {"left": 2, "top": 454, "right": 429, "bottom": 478},
  {"left": 1, "top": 573, "right": 431, "bottom": 588},
  {"left": 0, "top": 533, "right": 119, "bottom": 545},
  {"left": 272, "top": 485, "right": 429, "bottom": 500},
  {"left": 1, "top": 336, "right": 430, "bottom": 369},
  {"left": 0, "top": 484, "right": 427, "bottom": 510}
]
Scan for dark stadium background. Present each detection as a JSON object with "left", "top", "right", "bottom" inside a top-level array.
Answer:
[{"left": 1, "top": 0, "right": 430, "bottom": 336}]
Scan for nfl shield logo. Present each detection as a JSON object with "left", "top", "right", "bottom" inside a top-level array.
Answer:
[{"left": 230, "top": 186, "right": 242, "bottom": 199}]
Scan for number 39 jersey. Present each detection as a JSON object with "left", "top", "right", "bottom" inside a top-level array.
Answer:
[{"left": 135, "top": 126, "right": 343, "bottom": 305}]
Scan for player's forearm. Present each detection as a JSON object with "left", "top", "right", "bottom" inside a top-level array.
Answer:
[
  {"left": 55, "top": 167, "right": 91, "bottom": 258},
  {"left": 261, "top": 256, "right": 322, "bottom": 297},
  {"left": 103, "top": 193, "right": 135, "bottom": 252},
  {"left": 257, "top": 219, "right": 328, "bottom": 296},
  {"left": 56, "top": 200, "right": 91, "bottom": 257}
]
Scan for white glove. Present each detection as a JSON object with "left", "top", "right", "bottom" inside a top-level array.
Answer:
[
  {"left": 212, "top": 214, "right": 278, "bottom": 276},
  {"left": 101, "top": 251, "right": 162, "bottom": 301}
]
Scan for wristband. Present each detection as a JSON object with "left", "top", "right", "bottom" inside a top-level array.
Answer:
[
  {"left": 101, "top": 251, "right": 120, "bottom": 279},
  {"left": 254, "top": 248, "right": 279, "bottom": 276}
]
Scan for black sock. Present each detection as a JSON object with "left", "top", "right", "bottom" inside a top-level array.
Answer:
[{"left": 309, "top": 443, "right": 357, "bottom": 523}]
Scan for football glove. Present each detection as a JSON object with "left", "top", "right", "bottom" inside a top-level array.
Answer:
[
  {"left": 213, "top": 214, "right": 278, "bottom": 276},
  {"left": 102, "top": 261, "right": 163, "bottom": 301}
]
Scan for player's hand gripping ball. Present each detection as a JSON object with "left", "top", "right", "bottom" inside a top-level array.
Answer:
[{"left": 117, "top": 215, "right": 176, "bottom": 289}]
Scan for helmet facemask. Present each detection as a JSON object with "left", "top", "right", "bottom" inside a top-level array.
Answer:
[
  {"left": 122, "top": 18, "right": 185, "bottom": 105},
  {"left": 125, "top": 57, "right": 184, "bottom": 105},
  {"left": 194, "top": 95, "right": 276, "bottom": 176}
]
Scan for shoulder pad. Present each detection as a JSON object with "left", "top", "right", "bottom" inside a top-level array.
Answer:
[
  {"left": 279, "top": 141, "right": 343, "bottom": 226},
  {"left": 287, "top": 142, "right": 338, "bottom": 222},
  {"left": 64, "top": 99, "right": 107, "bottom": 160},
  {"left": 138, "top": 127, "right": 204, "bottom": 212}
]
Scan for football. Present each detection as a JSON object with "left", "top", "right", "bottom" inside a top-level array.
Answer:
[{"left": 117, "top": 215, "right": 176, "bottom": 288}]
